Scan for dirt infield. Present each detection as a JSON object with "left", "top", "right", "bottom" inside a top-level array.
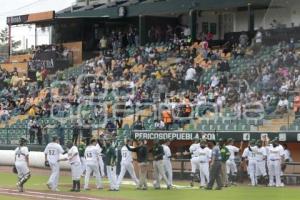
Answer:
[
  {"left": 0, "top": 188, "right": 107, "bottom": 200},
  {"left": 0, "top": 187, "right": 126, "bottom": 200}
]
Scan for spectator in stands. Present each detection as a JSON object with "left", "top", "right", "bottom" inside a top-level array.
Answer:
[
  {"left": 254, "top": 27, "right": 263, "bottom": 49},
  {"left": 105, "top": 119, "right": 117, "bottom": 135},
  {"left": 56, "top": 122, "right": 65, "bottom": 146},
  {"left": 72, "top": 122, "right": 80, "bottom": 145},
  {"left": 185, "top": 65, "right": 196, "bottom": 92},
  {"left": 42, "top": 123, "right": 50, "bottom": 145},
  {"left": 154, "top": 119, "right": 165, "bottom": 130},
  {"left": 133, "top": 115, "right": 144, "bottom": 130},
  {"left": 217, "top": 60, "right": 230, "bottom": 72},
  {"left": 161, "top": 106, "right": 173, "bottom": 130},
  {"left": 100, "top": 36, "right": 108, "bottom": 52},
  {"left": 82, "top": 120, "right": 92, "bottom": 145},
  {"left": 0, "top": 105, "right": 10, "bottom": 122},
  {"left": 36, "top": 123, "right": 43, "bottom": 145},
  {"left": 28, "top": 118, "right": 37, "bottom": 144},
  {"left": 275, "top": 96, "right": 289, "bottom": 114},
  {"left": 36, "top": 70, "right": 43, "bottom": 89},
  {"left": 239, "top": 32, "right": 248, "bottom": 48}
]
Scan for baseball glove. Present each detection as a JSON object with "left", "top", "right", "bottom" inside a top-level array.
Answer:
[
  {"left": 45, "top": 160, "right": 50, "bottom": 167},
  {"left": 12, "top": 165, "right": 17, "bottom": 174}
]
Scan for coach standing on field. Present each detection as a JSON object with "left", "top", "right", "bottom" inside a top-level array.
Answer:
[
  {"left": 206, "top": 140, "right": 222, "bottom": 190},
  {"left": 126, "top": 139, "right": 148, "bottom": 190}
]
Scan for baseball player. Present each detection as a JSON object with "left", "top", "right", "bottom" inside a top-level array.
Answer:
[
  {"left": 44, "top": 136, "right": 65, "bottom": 191},
  {"left": 66, "top": 141, "right": 81, "bottom": 192},
  {"left": 152, "top": 139, "right": 171, "bottom": 190},
  {"left": 242, "top": 140, "right": 257, "bottom": 186},
  {"left": 117, "top": 139, "right": 139, "bottom": 189},
  {"left": 84, "top": 139, "right": 103, "bottom": 190},
  {"left": 162, "top": 139, "right": 173, "bottom": 186},
  {"left": 188, "top": 138, "right": 200, "bottom": 187},
  {"left": 105, "top": 139, "right": 118, "bottom": 191},
  {"left": 78, "top": 140, "right": 86, "bottom": 176},
  {"left": 267, "top": 139, "right": 284, "bottom": 187},
  {"left": 196, "top": 140, "right": 211, "bottom": 188},
  {"left": 15, "top": 137, "right": 31, "bottom": 192},
  {"left": 255, "top": 140, "right": 268, "bottom": 185},
  {"left": 96, "top": 139, "right": 106, "bottom": 177},
  {"left": 226, "top": 138, "right": 243, "bottom": 185},
  {"left": 126, "top": 139, "right": 148, "bottom": 190}
]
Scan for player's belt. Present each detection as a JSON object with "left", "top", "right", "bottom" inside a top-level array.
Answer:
[
  {"left": 257, "top": 160, "right": 265, "bottom": 162},
  {"left": 270, "top": 159, "right": 280, "bottom": 161},
  {"left": 199, "top": 161, "right": 208, "bottom": 163}
]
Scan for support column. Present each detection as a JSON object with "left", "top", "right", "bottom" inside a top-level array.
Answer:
[
  {"left": 189, "top": 9, "right": 197, "bottom": 42},
  {"left": 8, "top": 24, "right": 12, "bottom": 58},
  {"left": 35, "top": 25, "right": 38, "bottom": 47},
  {"left": 139, "top": 15, "right": 146, "bottom": 46},
  {"left": 248, "top": 3, "right": 254, "bottom": 33}
]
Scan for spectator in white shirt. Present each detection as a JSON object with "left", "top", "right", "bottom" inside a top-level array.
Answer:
[
  {"left": 276, "top": 97, "right": 288, "bottom": 114},
  {"left": 185, "top": 66, "right": 196, "bottom": 91}
]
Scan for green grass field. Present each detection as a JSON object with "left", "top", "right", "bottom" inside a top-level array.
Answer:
[{"left": 0, "top": 172, "right": 299, "bottom": 200}]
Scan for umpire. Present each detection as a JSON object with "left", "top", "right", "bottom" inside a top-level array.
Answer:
[
  {"left": 206, "top": 139, "right": 222, "bottom": 190},
  {"left": 126, "top": 139, "right": 148, "bottom": 190}
]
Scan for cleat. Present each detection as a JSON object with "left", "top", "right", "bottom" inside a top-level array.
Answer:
[
  {"left": 46, "top": 183, "right": 51, "bottom": 190},
  {"left": 16, "top": 183, "right": 23, "bottom": 192}
]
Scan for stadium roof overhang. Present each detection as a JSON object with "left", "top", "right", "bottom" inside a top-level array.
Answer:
[
  {"left": 6, "top": 11, "right": 55, "bottom": 26},
  {"left": 56, "top": 0, "right": 272, "bottom": 19}
]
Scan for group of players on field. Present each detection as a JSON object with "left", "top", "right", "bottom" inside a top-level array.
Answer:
[{"left": 13, "top": 134, "right": 291, "bottom": 192}]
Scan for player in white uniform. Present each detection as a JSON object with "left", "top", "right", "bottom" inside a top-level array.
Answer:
[
  {"left": 225, "top": 139, "right": 242, "bottom": 185},
  {"left": 188, "top": 138, "right": 200, "bottom": 187},
  {"left": 255, "top": 140, "right": 268, "bottom": 185},
  {"left": 162, "top": 140, "right": 173, "bottom": 186},
  {"left": 66, "top": 141, "right": 81, "bottom": 192},
  {"left": 267, "top": 139, "right": 284, "bottom": 187},
  {"left": 117, "top": 139, "right": 139, "bottom": 189},
  {"left": 196, "top": 140, "right": 211, "bottom": 188},
  {"left": 242, "top": 140, "right": 257, "bottom": 186},
  {"left": 84, "top": 139, "right": 103, "bottom": 190},
  {"left": 44, "top": 136, "right": 65, "bottom": 191},
  {"left": 15, "top": 137, "right": 31, "bottom": 192},
  {"left": 96, "top": 140, "right": 106, "bottom": 177}
]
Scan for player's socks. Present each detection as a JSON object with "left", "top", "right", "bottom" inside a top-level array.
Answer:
[
  {"left": 190, "top": 173, "right": 195, "bottom": 187},
  {"left": 18, "top": 173, "right": 31, "bottom": 186},
  {"left": 70, "top": 181, "right": 76, "bottom": 192},
  {"left": 76, "top": 180, "right": 81, "bottom": 192}
]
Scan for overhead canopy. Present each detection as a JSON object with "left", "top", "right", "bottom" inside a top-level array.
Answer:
[{"left": 56, "top": 0, "right": 271, "bottom": 19}]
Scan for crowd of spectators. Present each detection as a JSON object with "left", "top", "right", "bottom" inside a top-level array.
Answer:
[{"left": 1, "top": 24, "right": 300, "bottom": 145}]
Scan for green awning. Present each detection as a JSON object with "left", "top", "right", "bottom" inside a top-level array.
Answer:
[{"left": 56, "top": 0, "right": 271, "bottom": 19}]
